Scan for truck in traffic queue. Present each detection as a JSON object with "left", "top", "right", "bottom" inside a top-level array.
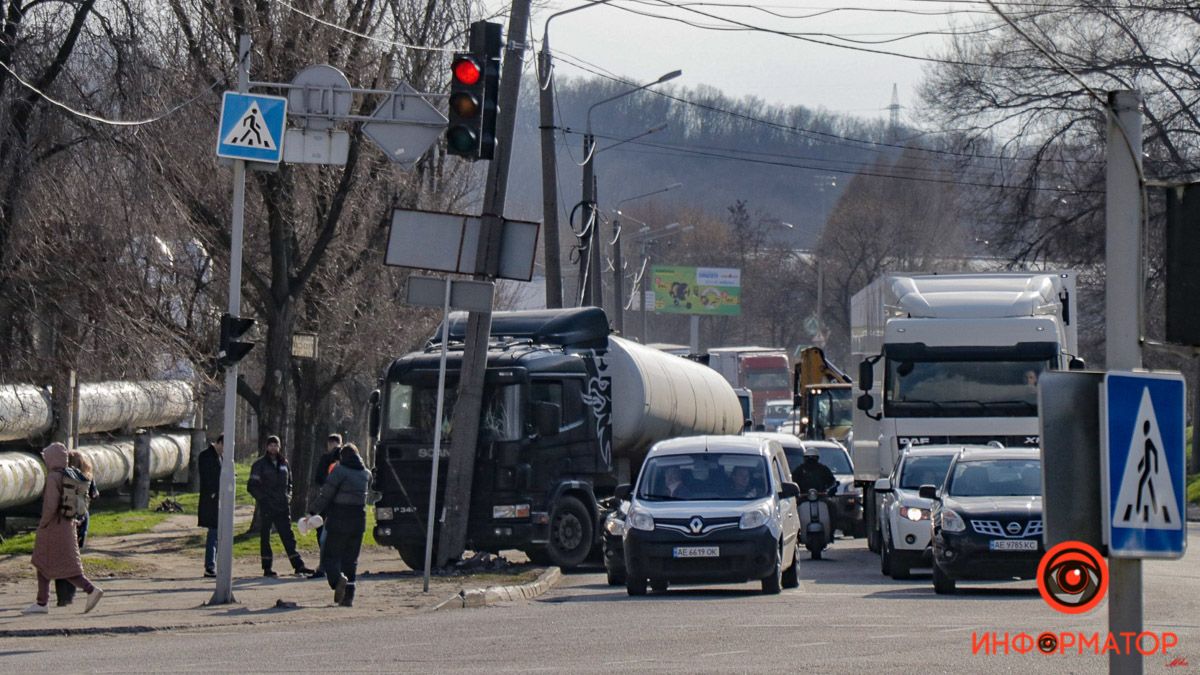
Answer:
[
  {"left": 369, "top": 308, "right": 745, "bottom": 570},
  {"left": 706, "top": 347, "right": 791, "bottom": 429},
  {"left": 787, "top": 346, "right": 853, "bottom": 442},
  {"left": 849, "top": 272, "right": 1080, "bottom": 553}
]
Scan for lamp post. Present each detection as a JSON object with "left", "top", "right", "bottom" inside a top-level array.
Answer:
[
  {"left": 612, "top": 182, "right": 682, "bottom": 333},
  {"left": 580, "top": 69, "right": 681, "bottom": 308}
]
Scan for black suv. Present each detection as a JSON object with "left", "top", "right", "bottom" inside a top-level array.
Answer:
[{"left": 920, "top": 447, "right": 1043, "bottom": 594}]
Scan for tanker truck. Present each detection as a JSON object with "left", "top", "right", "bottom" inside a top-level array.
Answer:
[{"left": 369, "top": 308, "right": 744, "bottom": 570}]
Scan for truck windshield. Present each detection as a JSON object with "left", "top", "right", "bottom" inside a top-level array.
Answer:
[
  {"left": 385, "top": 382, "right": 522, "bottom": 442},
  {"left": 638, "top": 453, "right": 770, "bottom": 501},
  {"left": 746, "top": 371, "right": 789, "bottom": 390},
  {"left": 812, "top": 389, "right": 853, "bottom": 428},
  {"left": 885, "top": 358, "right": 1051, "bottom": 417}
]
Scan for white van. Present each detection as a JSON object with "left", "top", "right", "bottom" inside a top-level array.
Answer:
[{"left": 616, "top": 435, "right": 802, "bottom": 595}]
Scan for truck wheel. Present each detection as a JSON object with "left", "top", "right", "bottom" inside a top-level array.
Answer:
[
  {"left": 933, "top": 563, "right": 956, "bottom": 595},
  {"left": 626, "top": 575, "right": 647, "bottom": 596},
  {"left": 395, "top": 543, "right": 427, "bottom": 572},
  {"left": 546, "top": 496, "right": 593, "bottom": 569}
]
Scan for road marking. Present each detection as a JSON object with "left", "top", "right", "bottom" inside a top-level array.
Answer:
[{"left": 696, "top": 650, "right": 750, "bottom": 657}]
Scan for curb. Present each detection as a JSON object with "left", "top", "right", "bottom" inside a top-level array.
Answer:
[{"left": 432, "top": 566, "right": 562, "bottom": 611}]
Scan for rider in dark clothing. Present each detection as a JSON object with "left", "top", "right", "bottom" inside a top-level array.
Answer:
[{"left": 791, "top": 447, "right": 837, "bottom": 494}]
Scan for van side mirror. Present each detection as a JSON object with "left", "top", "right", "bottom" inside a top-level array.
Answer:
[
  {"left": 780, "top": 482, "right": 801, "bottom": 499},
  {"left": 918, "top": 485, "right": 939, "bottom": 500},
  {"left": 857, "top": 394, "right": 874, "bottom": 411},
  {"left": 858, "top": 359, "right": 874, "bottom": 391},
  {"left": 614, "top": 484, "right": 632, "bottom": 501},
  {"left": 534, "top": 402, "right": 561, "bottom": 437},
  {"left": 368, "top": 389, "right": 381, "bottom": 438},
  {"left": 1068, "top": 357, "right": 1086, "bottom": 370}
]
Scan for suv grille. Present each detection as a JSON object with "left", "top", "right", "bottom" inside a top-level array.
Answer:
[{"left": 970, "top": 519, "right": 1042, "bottom": 538}]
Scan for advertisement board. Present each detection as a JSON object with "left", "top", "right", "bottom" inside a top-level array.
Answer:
[{"left": 651, "top": 266, "right": 741, "bottom": 316}]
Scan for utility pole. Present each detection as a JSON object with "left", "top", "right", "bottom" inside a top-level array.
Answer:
[
  {"left": 438, "top": 0, "right": 531, "bottom": 567},
  {"left": 612, "top": 214, "right": 624, "bottom": 333},
  {"left": 580, "top": 135, "right": 598, "bottom": 307},
  {"left": 537, "top": 43, "right": 562, "bottom": 309},
  {"left": 1105, "top": 89, "right": 1144, "bottom": 675}
]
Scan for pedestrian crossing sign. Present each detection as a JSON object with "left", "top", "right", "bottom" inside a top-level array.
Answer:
[
  {"left": 1100, "top": 371, "right": 1187, "bottom": 559},
  {"left": 216, "top": 92, "right": 287, "bottom": 163}
]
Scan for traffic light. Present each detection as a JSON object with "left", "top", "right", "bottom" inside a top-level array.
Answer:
[
  {"left": 218, "top": 313, "right": 255, "bottom": 368},
  {"left": 445, "top": 21, "right": 502, "bottom": 161},
  {"left": 446, "top": 52, "right": 483, "bottom": 158}
]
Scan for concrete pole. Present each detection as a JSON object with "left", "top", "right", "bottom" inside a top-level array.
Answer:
[
  {"left": 641, "top": 243, "right": 651, "bottom": 342},
  {"left": 132, "top": 429, "right": 151, "bottom": 509},
  {"left": 210, "top": 34, "right": 252, "bottom": 606},
  {"left": 613, "top": 215, "right": 624, "bottom": 333},
  {"left": 580, "top": 133, "right": 596, "bottom": 307},
  {"left": 438, "top": 0, "right": 531, "bottom": 567},
  {"left": 590, "top": 174, "right": 603, "bottom": 309},
  {"left": 537, "top": 45, "right": 563, "bottom": 309},
  {"left": 689, "top": 316, "right": 700, "bottom": 355},
  {"left": 1105, "top": 88, "right": 1143, "bottom": 675}
]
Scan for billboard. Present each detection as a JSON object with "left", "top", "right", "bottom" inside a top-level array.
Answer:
[{"left": 652, "top": 266, "right": 741, "bottom": 316}]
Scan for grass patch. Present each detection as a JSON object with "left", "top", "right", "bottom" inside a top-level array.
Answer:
[{"left": 82, "top": 555, "right": 152, "bottom": 578}]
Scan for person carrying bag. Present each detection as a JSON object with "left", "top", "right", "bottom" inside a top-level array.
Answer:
[{"left": 308, "top": 443, "right": 371, "bottom": 607}]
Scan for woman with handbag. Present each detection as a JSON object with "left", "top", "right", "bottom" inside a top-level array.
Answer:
[{"left": 308, "top": 443, "right": 371, "bottom": 607}]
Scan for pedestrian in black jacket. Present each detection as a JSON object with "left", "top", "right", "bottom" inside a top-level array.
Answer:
[
  {"left": 197, "top": 435, "right": 223, "bottom": 577},
  {"left": 247, "top": 435, "right": 313, "bottom": 577},
  {"left": 309, "top": 443, "right": 371, "bottom": 606},
  {"left": 309, "top": 433, "right": 342, "bottom": 579}
]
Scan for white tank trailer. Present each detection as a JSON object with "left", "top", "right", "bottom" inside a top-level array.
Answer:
[{"left": 0, "top": 381, "right": 195, "bottom": 510}]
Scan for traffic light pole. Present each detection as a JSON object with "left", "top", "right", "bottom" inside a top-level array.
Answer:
[
  {"left": 437, "top": 0, "right": 531, "bottom": 567},
  {"left": 210, "top": 34, "right": 251, "bottom": 606}
]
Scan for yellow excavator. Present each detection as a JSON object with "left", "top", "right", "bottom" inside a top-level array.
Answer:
[{"left": 787, "top": 347, "right": 853, "bottom": 442}]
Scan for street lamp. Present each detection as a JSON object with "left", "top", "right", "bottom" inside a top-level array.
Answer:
[
  {"left": 580, "top": 69, "right": 681, "bottom": 309},
  {"left": 538, "top": 0, "right": 616, "bottom": 310},
  {"left": 611, "top": 182, "right": 683, "bottom": 333}
]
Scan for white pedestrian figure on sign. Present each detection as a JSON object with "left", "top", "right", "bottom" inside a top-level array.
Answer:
[
  {"left": 238, "top": 109, "right": 264, "bottom": 147},
  {"left": 1131, "top": 420, "right": 1164, "bottom": 524}
]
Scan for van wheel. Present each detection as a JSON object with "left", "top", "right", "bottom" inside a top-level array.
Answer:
[
  {"left": 933, "top": 563, "right": 956, "bottom": 595},
  {"left": 781, "top": 545, "right": 800, "bottom": 589},
  {"left": 626, "top": 575, "right": 647, "bottom": 596},
  {"left": 762, "top": 555, "right": 783, "bottom": 594},
  {"left": 546, "top": 496, "right": 593, "bottom": 569}
]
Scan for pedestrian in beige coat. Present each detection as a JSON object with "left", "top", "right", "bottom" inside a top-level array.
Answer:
[{"left": 23, "top": 443, "right": 103, "bottom": 614}]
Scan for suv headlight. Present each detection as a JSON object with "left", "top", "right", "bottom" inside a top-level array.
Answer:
[
  {"left": 901, "top": 506, "right": 930, "bottom": 522},
  {"left": 739, "top": 505, "right": 771, "bottom": 530},
  {"left": 940, "top": 509, "right": 966, "bottom": 532},
  {"left": 627, "top": 509, "right": 654, "bottom": 532},
  {"left": 604, "top": 516, "right": 626, "bottom": 536}
]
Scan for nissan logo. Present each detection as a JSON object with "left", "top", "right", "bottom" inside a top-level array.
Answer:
[
  {"left": 689, "top": 517, "right": 704, "bottom": 534},
  {"left": 1007, "top": 522, "right": 1022, "bottom": 535}
]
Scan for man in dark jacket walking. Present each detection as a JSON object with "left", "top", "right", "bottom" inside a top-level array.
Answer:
[
  {"left": 247, "top": 436, "right": 313, "bottom": 577},
  {"left": 309, "top": 443, "right": 371, "bottom": 606},
  {"left": 198, "top": 434, "right": 223, "bottom": 577},
  {"left": 309, "top": 433, "right": 342, "bottom": 578}
]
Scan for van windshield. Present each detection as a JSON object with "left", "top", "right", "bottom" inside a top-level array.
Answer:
[{"left": 638, "top": 453, "right": 770, "bottom": 501}]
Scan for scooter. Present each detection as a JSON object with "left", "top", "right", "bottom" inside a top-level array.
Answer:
[{"left": 798, "top": 488, "right": 832, "bottom": 560}]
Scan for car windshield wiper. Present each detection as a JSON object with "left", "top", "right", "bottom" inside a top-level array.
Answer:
[{"left": 640, "top": 493, "right": 688, "bottom": 501}]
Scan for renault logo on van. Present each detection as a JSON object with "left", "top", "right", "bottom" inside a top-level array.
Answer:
[{"left": 689, "top": 517, "right": 704, "bottom": 534}]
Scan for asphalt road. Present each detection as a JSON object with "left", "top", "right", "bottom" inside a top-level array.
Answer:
[{"left": 3, "top": 525, "right": 1198, "bottom": 673}]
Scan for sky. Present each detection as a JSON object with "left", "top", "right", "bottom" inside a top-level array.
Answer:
[{"left": 518, "top": 0, "right": 987, "bottom": 123}]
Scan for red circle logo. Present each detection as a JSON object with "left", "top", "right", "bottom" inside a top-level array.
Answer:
[{"left": 1037, "top": 541, "right": 1108, "bottom": 614}]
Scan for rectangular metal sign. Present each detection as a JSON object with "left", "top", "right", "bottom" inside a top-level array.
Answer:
[
  {"left": 216, "top": 92, "right": 287, "bottom": 163},
  {"left": 1038, "top": 371, "right": 1104, "bottom": 550},
  {"left": 1100, "top": 370, "right": 1187, "bottom": 559},
  {"left": 385, "top": 209, "right": 539, "bottom": 282},
  {"left": 651, "top": 266, "right": 741, "bottom": 316},
  {"left": 406, "top": 276, "right": 494, "bottom": 313}
]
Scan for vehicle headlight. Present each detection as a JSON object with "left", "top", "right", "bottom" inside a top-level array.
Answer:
[
  {"left": 492, "top": 503, "right": 530, "bottom": 519},
  {"left": 604, "top": 516, "right": 626, "bottom": 536},
  {"left": 739, "top": 505, "right": 771, "bottom": 530},
  {"left": 627, "top": 509, "right": 654, "bottom": 532},
  {"left": 375, "top": 506, "right": 394, "bottom": 521},
  {"left": 940, "top": 509, "right": 966, "bottom": 532},
  {"left": 902, "top": 506, "right": 930, "bottom": 522}
]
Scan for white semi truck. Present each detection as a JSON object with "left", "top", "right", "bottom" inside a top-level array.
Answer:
[{"left": 849, "top": 272, "right": 1080, "bottom": 551}]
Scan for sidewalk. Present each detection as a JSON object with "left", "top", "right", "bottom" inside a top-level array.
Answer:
[{"left": 0, "top": 510, "right": 544, "bottom": 637}]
